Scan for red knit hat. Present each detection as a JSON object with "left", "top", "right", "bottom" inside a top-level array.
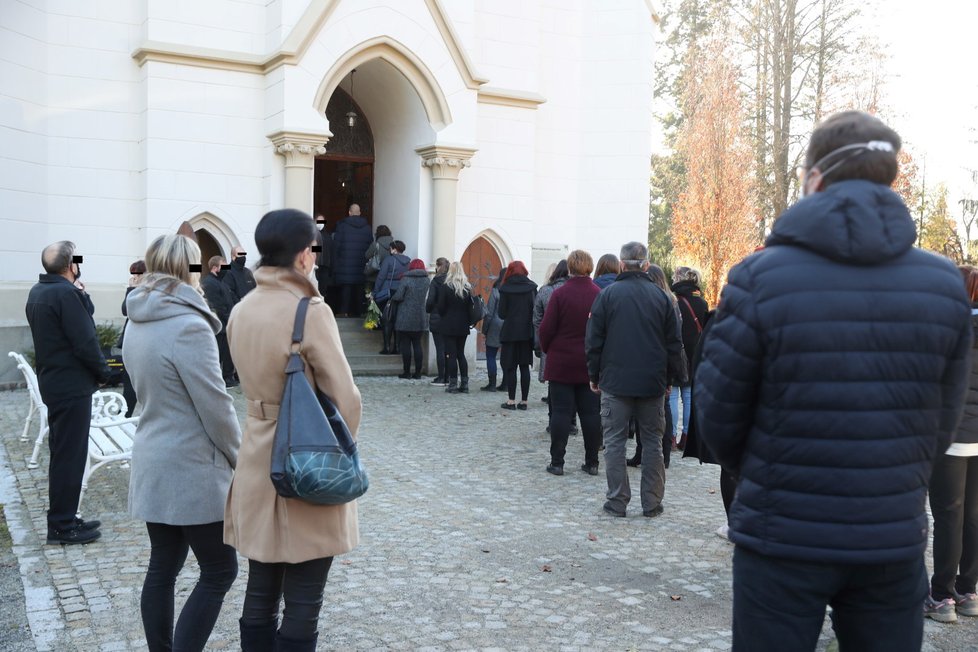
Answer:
[{"left": 408, "top": 258, "right": 426, "bottom": 271}]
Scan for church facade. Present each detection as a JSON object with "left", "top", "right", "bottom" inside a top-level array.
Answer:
[{"left": 0, "top": 0, "right": 658, "bottom": 381}]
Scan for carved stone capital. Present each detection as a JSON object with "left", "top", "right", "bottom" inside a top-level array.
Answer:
[
  {"left": 416, "top": 144, "right": 477, "bottom": 181},
  {"left": 268, "top": 130, "right": 330, "bottom": 168}
]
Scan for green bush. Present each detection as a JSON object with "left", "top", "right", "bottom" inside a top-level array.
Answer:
[{"left": 21, "top": 322, "right": 122, "bottom": 369}]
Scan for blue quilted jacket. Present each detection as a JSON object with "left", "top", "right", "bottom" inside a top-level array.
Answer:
[{"left": 695, "top": 179, "right": 972, "bottom": 564}]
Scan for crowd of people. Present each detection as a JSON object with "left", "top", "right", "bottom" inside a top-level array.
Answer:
[{"left": 20, "top": 109, "right": 978, "bottom": 651}]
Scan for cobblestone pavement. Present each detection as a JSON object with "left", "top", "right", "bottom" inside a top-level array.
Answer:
[{"left": 1, "top": 372, "right": 976, "bottom": 651}]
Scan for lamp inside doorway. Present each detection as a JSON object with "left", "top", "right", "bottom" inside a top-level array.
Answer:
[{"left": 346, "top": 69, "right": 358, "bottom": 129}]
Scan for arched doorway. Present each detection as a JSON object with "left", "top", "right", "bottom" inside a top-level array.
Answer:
[
  {"left": 461, "top": 236, "right": 503, "bottom": 355},
  {"left": 314, "top": 86, "right": 374, "bottom": 230},
  {"left": 195, "top": 229, "right": 223, "bottom": 268}
]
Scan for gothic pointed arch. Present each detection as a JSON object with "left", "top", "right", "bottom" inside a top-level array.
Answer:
[
  {"left": 313, "top": 36, "right": 452, "bottom": 130},
  {"left": 179, "top": 210, "right": 241, "bottom": 258}
]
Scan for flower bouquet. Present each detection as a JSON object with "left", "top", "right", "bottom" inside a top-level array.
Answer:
[{"left": 364, "top": 297, "right": 382, "bottom": 330}]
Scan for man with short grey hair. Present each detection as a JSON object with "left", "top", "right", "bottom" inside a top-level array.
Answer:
[
  {"left": 585, "top": 241, "right": 685, "bottom": 517},
  {"left": 26, "top": 241, "right": 109, "bottom": 544}
]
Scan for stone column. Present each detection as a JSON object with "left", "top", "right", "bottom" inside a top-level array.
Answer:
[
  {"left": 268, "top": 130, "right": 330, "bottom": 213},
  {"left": 416, "top": 145, "right": 476, "bottom": 261}
]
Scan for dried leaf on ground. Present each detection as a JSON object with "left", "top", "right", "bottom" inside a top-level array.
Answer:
[
  {"left": 587, "top": 533, "right": 598, "bottom": 541},
  {"left": 541, "top": 564, "right": 552, "bottom": 572},
  {"left": 670, "top": 595, "right": 682, "bottom": 601}
]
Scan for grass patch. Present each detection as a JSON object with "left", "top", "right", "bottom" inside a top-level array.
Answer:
[{"left": 0, "top": 504, "right": 11, "bottom": 551}]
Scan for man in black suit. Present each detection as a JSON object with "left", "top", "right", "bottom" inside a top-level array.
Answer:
[{"left": 202, "top": 255, "right": 238, "bottom": 387}]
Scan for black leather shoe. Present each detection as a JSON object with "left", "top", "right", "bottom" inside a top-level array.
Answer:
[
  {"left": 643, "top": 505, "right": 665, "bottom": 518},
  {"left": 546, "top": 464, "right": 564, "bottom": 476},
  {"left": 412, "top": 373, "right": 423, "bottom": 379},
  {"left": 580, "top": 464, "right": 599, "bottom": 476},
  {"left": 398, "top": 373, "right": 412, "bottom": 379},
  {"left": 626, "top": 457, "right": 641, "bottom": 467},
  {"left": 517, "top": 402, "right": 528, "bottom": 411},
  {"left": 46, "top": 527, "right": 101, "bottom": 545},
  {"left": 501, "top": 402, "right": 516, "bottom": 410},
  {"left": 602, "top": 503, "right": 626, "bottom": 518},
  {"left": 74, "top": 518, "right": 101, "bottom": 531}
]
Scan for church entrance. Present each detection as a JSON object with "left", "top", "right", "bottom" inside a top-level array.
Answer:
[
  {"left": 313, "top": 87, "right": 375, "bottom": 231},
  {"left": 461, "top": 236, "right": 504, "bottom": 355}
]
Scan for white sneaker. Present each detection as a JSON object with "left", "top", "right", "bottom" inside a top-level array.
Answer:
[{"left": 715, "top": 524, "right": 730, "bottom": 540}]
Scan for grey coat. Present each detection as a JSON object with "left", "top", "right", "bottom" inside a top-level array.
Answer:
[
  {"left": 481, "top": 287, "right": 503, "bottom": 348},
  {"left": 533, "top": 279, "right": 566, "bottom": 382},
  {"left": 393, "top": 269, "right": 430, "bottom": 332},
  {"left": 123, "top": 278, "right": 242, "bottom": 525}
]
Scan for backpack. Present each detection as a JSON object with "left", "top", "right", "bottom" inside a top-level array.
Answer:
[{"left": 468, "top": 292, "right": 486, "bottom": 326}]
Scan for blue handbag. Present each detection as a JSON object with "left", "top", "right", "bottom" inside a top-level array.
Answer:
[{"left": 269, "top": 297, "right": 369, "bottom": 505}]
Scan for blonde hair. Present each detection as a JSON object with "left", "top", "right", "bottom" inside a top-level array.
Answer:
[
  {"left": 143, "top": 234, "right": 202, "bottom": 294},
  {"left": 445, "top": 261, "right": 471, "bottom": 298}
]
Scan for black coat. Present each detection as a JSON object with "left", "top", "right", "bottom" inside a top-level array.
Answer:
[
  {"left": 437, "top": 285, "right": 472, "bottom": 337},
  {"left": 25, "top": 274, "right": 110, "bottom": 403},
  {"left": 671, "top": 280, "right": 708, "bottom": 383},
  {"left": 681, "top": 310, "right": 716, "bottom": 465},
  {"left": 426, "top": 273, "right": 447, "bottom": 334},
  {"left": 315, "top": 228, "right": 334, "bottom": 288},
  {"left": 201, "top": 272, "right": 235, "bottom": 325},
  {"left": 695, "top": 179, "right": 972, "bottom": 564},
  {"left": 498, "top": 275, "right": 537, "bottom": 342},
  {"left": 333, "top": 216, "right": 373, "bottom": 284},
  {"left": 224, "top": 257, "right": 256, "bottom": 303},
  {"left": 585, "top": 271, "right": 685, "bottom": 397},
  {"left": 954, "top": 307, "right": 978, "bottom": 446}
]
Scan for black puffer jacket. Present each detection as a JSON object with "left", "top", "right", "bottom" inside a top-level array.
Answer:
[
  {"left": 695, "top": 179, "right": 972, "bottom": 564},
  {"left": 498, "top": 275, "right": 537, "bottom": 342}
]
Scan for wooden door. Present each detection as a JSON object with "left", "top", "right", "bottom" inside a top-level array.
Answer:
[{"left": 460, "top": 237, "right": 503, "bottom": 354}]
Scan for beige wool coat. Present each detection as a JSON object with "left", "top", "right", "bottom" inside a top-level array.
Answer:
[{"left": 224, "top": 266, "right": 362, "bottom": 563}]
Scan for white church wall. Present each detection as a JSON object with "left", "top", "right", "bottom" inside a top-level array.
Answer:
[
  {"left": 145, "top": 0, "right": 266, "bottom": 55},
  {"left": 470, "top": 0, "right": 541, "bottom": 92}
]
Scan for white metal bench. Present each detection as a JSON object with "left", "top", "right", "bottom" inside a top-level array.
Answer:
[
  {"left": 8, "top": 352, "right": 49, "bottom": 469},
  {"left": 78, "top": 391, "right": 138, "bottom": 516}
]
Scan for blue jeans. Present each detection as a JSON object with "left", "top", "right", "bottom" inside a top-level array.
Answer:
[
  {"left": 669, "top": 385, "right": 691, "bottom": 437},
  {"left": 485, "top": 345, "right": 499, "bottom": 376},
  {"left": 732, "top": 545, "right": 926, "bottom": 652}
]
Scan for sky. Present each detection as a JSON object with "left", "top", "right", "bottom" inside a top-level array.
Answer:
[{"left": 874, "top": 0, "right": 978, "bottom": 207}]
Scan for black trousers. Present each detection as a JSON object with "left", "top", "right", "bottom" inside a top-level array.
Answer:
[
  {"left": 242, "top": 557, "right": 334, "bottom": 641},
  {"left": 732, "top": 545, "right": 926, "bottom": 652},
  {"left": 929, "top": 452, "right": 978, "bottom": 599},
  {"left": 505, "top": 364, "right": 531, "bottom": 401},
  {"left": 340, "top": 284, "right": 363, "bottom": 316},
  {"left": 47, "top": 395, "right": 92, "bottom": 531},
  {"left": 141, "top": 521, "right": 238, "bottom": 652},
  {"left": 399, "top": 331, "right": 423, "bottom": 374},
  {"left": 216, "top": 330, "right": 235, "bottom": 382},
  {"left": 431, "top": 332, "right": 447, "bottom": 379},
  {"left": 549, "top": 382, "right": 602, "bottom": 467},
  {"left": 121, "top": 367, "right": 137, "bottom": 418},
  {"left": 444, "top": 334, "right": 468, "bottom": 379},
  {"left": 720, "top": 468, "right": 738, "bottom": 518}
]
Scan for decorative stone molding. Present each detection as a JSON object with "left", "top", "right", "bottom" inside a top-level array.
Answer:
[
  {"left": 269, "top": 131, "right": 330, "bottom": 168},
  {"left": 416, "top": 144, "right": 477, "bottom": 180},
  {"left": 477, "top": 87, "right": 547, "bottom": 110}
]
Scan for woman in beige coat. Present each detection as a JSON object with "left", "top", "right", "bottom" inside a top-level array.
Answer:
[{"left": 225, "top": 209, "right": 362, "bottom": 652}]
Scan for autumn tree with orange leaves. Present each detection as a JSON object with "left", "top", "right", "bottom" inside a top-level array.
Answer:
[{"left": 671, "top": 37, "right": 761, "bottom": 306}]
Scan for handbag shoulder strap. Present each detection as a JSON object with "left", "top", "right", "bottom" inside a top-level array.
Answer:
[
  {"left": 291, "top": 297, "right": 312, "bottom": 346},
  {"left": 677, "top": 295, "right": 702, "bottom": 333}
]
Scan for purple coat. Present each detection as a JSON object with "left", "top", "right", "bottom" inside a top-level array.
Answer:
[{"left": 538, "top": 276, "right": 600, "bottom": 385}]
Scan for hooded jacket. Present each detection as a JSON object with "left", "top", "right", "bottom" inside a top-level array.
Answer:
[
  {"left": 392, "top": 269, "right": 430, "bottom": 332},
  {"left": 671, "top": 279, "right": 709, "bottom": 382},
  {"left": 333, "top": 216, "right": 373, "bottom": 284},
  {"left": 25, "top": 274, "right": 110, "bottom": 404},
  {"left": 123, "top": 279, "right": 241, "bottom": 525},
  {"left": 224, "top": 256, "right": 256, "bottom": 303},
  {"left": 373, "top": 253, "right": 410, "bottom": 302},
  {"left": 695, "top": 179, "right": 972, "bottom": 564},
  {"left": 498, "top": 275, "right": 538, "bottom": 342}
]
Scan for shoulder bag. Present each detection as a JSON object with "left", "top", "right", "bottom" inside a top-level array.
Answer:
[
  {"left": 468, "top": 291, "right": 486, "bottom": 326},
  {"left": 270, "top": 297, "right": 369, "bottom": 505}
]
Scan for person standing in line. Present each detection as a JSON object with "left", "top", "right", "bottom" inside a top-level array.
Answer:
[
  {"left": 585, "top": 241, "right": 685, "bottom": 519},
  {"left": 363, "top": 224, "right": 394, "bottom": 286},
  {"left": 201, "top": 255, "right": 239, "bottom": 388},
  {"left": 498, "top": 261, "right": 538, "bottom": 410},
  {"left": 593, "top": 254, "right": 619, "bottom": 289},
  {"left": 374, "top": 240, "right": 410, "bottom": 355},
  {"left": 426, "top": 257, "right": 450, "bottom": 386},
  {"left": 314, "top": 215, "right": 334, "bottom": 301},
  {"left": 924, "top": 265, "right": 978, "bottom": 622},
  {"left": 332, "top": 203, "right": 373, "bottom": 317},
  {"left": 538, "top": 250, "right": 602, "bottom": 477},
  {"left": 437, "top": 261, "right": 474, "bottom": 394},
  {"left": 695, "top": 111, "right": 972, "bottom": 652},
  {"left": 223, "top": 246, "right": 256, "bottom": 304},
  {"left": 226, "top": 209, "right": 362, "bottom": 652},
  {"left": 670, "top": 266, "right": 708, "bottom": 450},
  {"left": 26, "top": 241, "right": 109, "bottom": 545},
  {"left": 534, "top": 260, "right": 569, "bottom": 420},
  {"left": 119, "top": 259, "right": 146, "bottom": 418},
  {"left": 124, "top": 235, "right": 241, "bottom": 652},
  {"left": 480, "top": 268, "right": 505, "bottom": 391},
  {"left": 392, "top": 258, "right": 430, "bottom": 379}
]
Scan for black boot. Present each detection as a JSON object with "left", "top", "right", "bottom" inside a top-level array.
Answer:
[
  {"left": 459, "top": 376, "right": 469, "bottom": 393},
  {"left": 446, "top": 376, "right": 459, "bottom": 393},
  {"left": 240, "top": 618, "right": 277, "bottom": 652},
  {"left": 481, "top": 373, "right": 497, "bottom": 391},
  {"left": 274, "top": 631, "right": 318, "bottom": 652},
  {"left": 496, "top": 376, "right": 506, "bottom": 391}
]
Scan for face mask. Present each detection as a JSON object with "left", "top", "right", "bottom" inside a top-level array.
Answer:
[
  {"left": 72, "top": 263, "right": 81, "bottom": 281},
  {"left": 237, "top": 255, "right": 246, "bottom": 264},
  {"left": 802, "top": 140, "right": 895, "bottom": 198}
]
